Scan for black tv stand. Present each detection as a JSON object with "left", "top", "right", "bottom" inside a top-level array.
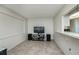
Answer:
[{"left": 28, "top": 33, "right": 51, "bottom": 41}]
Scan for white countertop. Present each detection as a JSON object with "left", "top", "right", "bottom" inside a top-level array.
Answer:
[{"left": 58, "top": 32, "right": 79, "bottom": 39}]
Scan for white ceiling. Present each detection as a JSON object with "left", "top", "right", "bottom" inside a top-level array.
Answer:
[{"left": 4, "top": 4, "right": 64, "bottom": 18}]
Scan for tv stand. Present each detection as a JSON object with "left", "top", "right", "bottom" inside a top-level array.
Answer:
[{"left": 28, "top": 33, "right": 51, "bottom": 41}]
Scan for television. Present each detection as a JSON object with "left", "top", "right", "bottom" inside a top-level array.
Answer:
[{"left": 34, "top": 26, "right": 44, "bottom": 33}]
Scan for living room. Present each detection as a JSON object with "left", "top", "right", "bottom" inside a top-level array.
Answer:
[{"left": 1, "top": 4, "right": 79, "bottom": 55}]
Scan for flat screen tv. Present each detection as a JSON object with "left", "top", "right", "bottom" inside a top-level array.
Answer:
[{"left": 34, "top": 26, "right": 44, "bottom": 33}]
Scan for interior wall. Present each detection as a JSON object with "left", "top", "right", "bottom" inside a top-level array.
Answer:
[
  {"left": 27, "top": 18, "right": 54, "bottom": 40},
  {"left": 70, "top": 19, "right": 79, "bottom": 33},
  {"left": 70, "top": 19, "right": 75, "bottom": 32},
  {"left": 0, "top": 6, "right": 27, "bottom": 51},
  {"left": 54, "top": 32, "right": 79, "bottom": 55},
  {"left": 53, "top": 4, "right": 79, "bottom": 55},
  {"left": 54, "top": 4, "right": 76, "bottom": 33}
]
